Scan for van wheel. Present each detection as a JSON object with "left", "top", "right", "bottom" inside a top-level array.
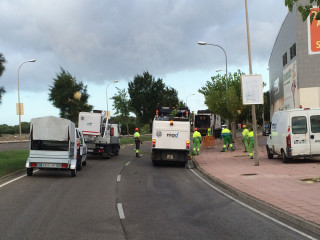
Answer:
[
  {"left": 71, "top": 169, "right": 77, "bottom": 177},
  {"left": 27, "top": 168, "right": 33, "bottom": 176},
  {"left": 282, "top": 151, "right": 290, "bottom": 163},
  {"left": 267, "top": 147, "right": 273, "bottom": 159}
]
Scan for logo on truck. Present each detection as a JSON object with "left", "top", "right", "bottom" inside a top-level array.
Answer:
[{"left": 167, "top": 133, "right": 179, "bottom": 138}]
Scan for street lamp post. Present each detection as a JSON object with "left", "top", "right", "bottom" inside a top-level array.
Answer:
[
  {"left": 17, "top": 59, "right": 36, "bottom": 142},
  {"left": 198, "top": 41, "right": 228, "bottom": 90},
  {"left": 198, "top": 41, "right": 229, "bottom": 128},
  {"left": 106, "top": 80, "right": 118, "bottom": 118},
  {"left": 186, "top": 93, "right": 195, "bottom": 107},
  {"left": 245, "top": 0, "right": 259, "bottom": 166}
]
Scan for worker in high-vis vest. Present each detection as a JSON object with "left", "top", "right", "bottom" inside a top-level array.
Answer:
[
  {"left": 134, "top": 128, "right": 142, "bottom": 157},
  {"left": 193, "top": 127, "right": 202, "bottom": 155},
  {"left": 207, "top": 128, "right": 211, "bottom": 136},
  {"left": 248, "top": 128, "right": 254, "bottom": 159},
  {"left": 242, "top": 124, "right": 249, "bottom": 152},
  {"left": 220, "top": 127, "right": 234, "bottom": 152}
]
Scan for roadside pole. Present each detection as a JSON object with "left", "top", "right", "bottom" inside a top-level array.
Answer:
[{"left": 245, "top": 0, "right": 259, "bottom": 166}]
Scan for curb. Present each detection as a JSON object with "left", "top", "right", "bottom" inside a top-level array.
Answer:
[{"left": 193, "top": 158, "right": 320, "bottom": 238}]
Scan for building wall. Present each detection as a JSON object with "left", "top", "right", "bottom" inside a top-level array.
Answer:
[
  {"left": 296, "top": 1, "right": 320, "bottom": 89},
  {"left": 269, "top": 1, "right": 320, "bottom": 117},
  {"left": 299, "top": 87, "right": 320, "bottom": 108},
  {"left": 268, "top": 7, "right": 297, "bottom": 112}
]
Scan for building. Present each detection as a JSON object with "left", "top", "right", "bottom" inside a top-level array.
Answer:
[{"left": 269, "top": 1, "right": 320, "bottom": 117}]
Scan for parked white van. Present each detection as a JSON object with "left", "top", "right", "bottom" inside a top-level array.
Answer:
[
  {"left": 266, "top": 108, "right": 320, "bottom": 163},
  {"left": 26, "top": 116, "right": 87, "bottom": 177}
]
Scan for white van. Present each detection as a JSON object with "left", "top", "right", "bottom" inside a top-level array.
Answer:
[{"left": 266, "top": 108, "right": 320, "bottom": 163}]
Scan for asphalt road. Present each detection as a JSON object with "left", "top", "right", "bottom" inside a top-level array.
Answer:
[
  {"left": 0, "top": 141, "right": 29, "bottom": 151},
  {"left": 0, "top": 142, "right": 312, "bottom": 240}
]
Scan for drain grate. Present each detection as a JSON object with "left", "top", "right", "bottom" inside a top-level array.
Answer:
[{"left": 241, "top": 173, "right": 257, "bottom": 176}]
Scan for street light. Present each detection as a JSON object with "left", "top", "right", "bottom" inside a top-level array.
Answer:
[
  {"left": 17, "top": 59, "right": 36, "bottom": 142},
  {"left": 106, "top": 80, "right": 118, "bottom": 118},
  {"left": 198, "top": 41, "right": 228, "bottom": 89},
  {"left": 186, "top": 93, "right": 195, "bottom": 107}
]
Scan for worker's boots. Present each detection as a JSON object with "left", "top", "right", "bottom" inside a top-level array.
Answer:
[
  {"left": 220, "top": 148, "right": 225, "bottom": 152},
  {"left": 136, "top": 153, "right": 140, "bottom": 158},
  {"left": 231, "top": 147, "right": 235, "bottom": 151}
]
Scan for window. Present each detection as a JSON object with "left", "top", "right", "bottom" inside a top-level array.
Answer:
[
  {"left": 283, "top": 52, "right": 287, "bottom": 67},
  {"left": 311, "top": 115, "right": 320, "bottom": 133},
  {"left": 290, "top": 43, "right": 296, "bottom": 59},
  {"left": 292, "top": 116, "right": 307, "bottom": 134}
]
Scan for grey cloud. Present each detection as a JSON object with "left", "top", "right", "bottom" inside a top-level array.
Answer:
[{"left": 0, "top": 0, "right": 288, "bottom": 92}]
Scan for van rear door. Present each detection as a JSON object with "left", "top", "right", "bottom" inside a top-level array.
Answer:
[
  {"left": 290, "top": 111, "right": 310, "bottom": 156},
  {"left": 308, "top": 110, "right": 320, "bottom": 155}
]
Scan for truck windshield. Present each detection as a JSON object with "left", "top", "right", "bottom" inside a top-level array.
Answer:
[
  {"left": 195, "top": 115, "right": 210, "bottom": 127},
  {"left": 155, "top": 107, "right": 190, "bottom": 122}
]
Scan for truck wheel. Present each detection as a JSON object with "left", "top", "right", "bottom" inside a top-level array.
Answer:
[
  {"left": 76, "top": 159, "right": 82, "bottom": 171},
  {"left": 282, "top": 151, "right": 290, "bottom": 163},
  {"left": 267, "top": 147, "right": 273, "bottom": 159},
  {"left": 152, "top": 160, "right": 159, "bottom": 166},
  {"left": 82, "top": 154, "right": 87, "bottom": 166},
  {"left": 71, "top": 169, "right": 77, "bottom": 177},
  {"left": 27, "top": 168, "right": 33, "bottom": 176}
]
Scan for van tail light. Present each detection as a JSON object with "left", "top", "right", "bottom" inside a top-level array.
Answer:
[
  {"left": 170, "top": 120, "right": 173, "bottom": 125},
  {"left": 62, "top": 163, "right": 68, "bottom": 168},
  {"left": 77, "top": 139, "right": 80, "bottom": 150},
  {"left": 156, "top": 110, "right": 159, "bottom": 117},
  {"left": 30, "top": 162, "right": 36, "bottom": 167},
  {"left": 186, "top": 141, "right": 190, "bottom": 149},
  {"left": 152, "top": 139, "right": 156, "bottom": 147},
  {"left": 111, "top": 127, "right": 114, "bottom": 136},
  {"left": 186, "top": 111, "right": 189, "bottom": 117},
  {"left": 286, "top": 134, "right": 291, "bottom": 148}
]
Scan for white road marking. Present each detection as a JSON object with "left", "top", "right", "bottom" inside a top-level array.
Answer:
[
  {"left": 117, "top": 175, "right": 121, "bottom": 182},
  {"left": 0, "top": 170, "right": 39, "bottom": 188},
  {"left": 190, "top": 169, "right": 317, "bottom": 240},
  {"left": 117, "top": 203, "right": 125, "bottom": 219},
  {"left": 125, "top": 161, "right": 131, "bottom": 166}
]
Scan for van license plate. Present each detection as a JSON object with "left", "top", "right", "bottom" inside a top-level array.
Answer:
[
  {"left": 41, "top": 163, "right": 57, "bottom": 168},
  {"left": 167, "top": 154, "right": 174, "bottom": 160}
]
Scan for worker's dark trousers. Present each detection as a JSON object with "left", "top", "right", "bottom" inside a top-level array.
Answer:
[{"left": 135, "top": 140, "right": 140, "bottom": 157}]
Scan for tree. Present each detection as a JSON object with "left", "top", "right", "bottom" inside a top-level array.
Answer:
[
  {"left": 111, "top": 88, "right": 131, "bottom": 135},
  {"left": 49, "top": 67, "right": 93, "bottom": 124},
  {"left": 199, "top": 70, "right": 247, "bottom": 136},
  {"left": 0, "top": 53, "right": 6, "bottom": 104},
  {"left": 286, "top": 0, "right": 320, "bottom": 23},
  {"left": 128, "top": 71, "right": 180, "bottom": 124}
]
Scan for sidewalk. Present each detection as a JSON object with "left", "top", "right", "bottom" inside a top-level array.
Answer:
[{"left": 194, "top": 134, "right": 320, "bottom": 236}]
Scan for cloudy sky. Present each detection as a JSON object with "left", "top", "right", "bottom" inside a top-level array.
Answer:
[{"left": 0, "top": 0, "right": 289, "bottom": 125}]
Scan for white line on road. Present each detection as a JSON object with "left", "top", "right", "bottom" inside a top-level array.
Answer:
[
  {"left": 190, "top": 169, "right": 317, "bottom": 240},
  {"left": 0, "top": 170, "right": 38, "bottom": 188},
  {"left": 125, "top": 161, "right": 131, "bottom": 166},
  {"left": 117, "top": 175, "right": 121, "bottom": 182},
  {"left": 117, "top": 203, "right": 125, "bottom": 219}
]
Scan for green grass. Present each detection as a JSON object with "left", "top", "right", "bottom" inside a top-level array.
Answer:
[{"left": 0, "top": 150, "right": 29, "bottom": 178}]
